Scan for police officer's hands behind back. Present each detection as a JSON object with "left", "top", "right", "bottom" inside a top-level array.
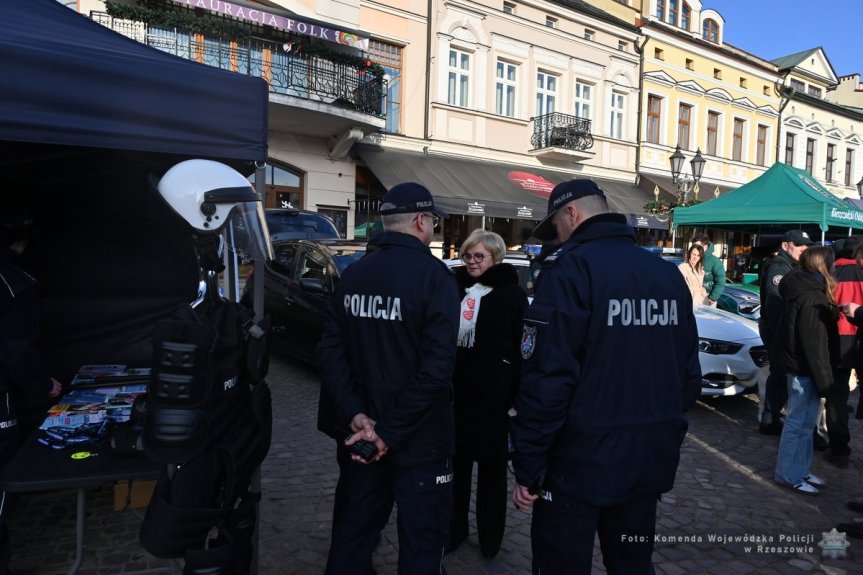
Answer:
[
  {"left": 345, "top": 412, "right": 389, "bottom": 463},
  {"left": 512, "top": 483, "right": 538, "bottom": 512}
]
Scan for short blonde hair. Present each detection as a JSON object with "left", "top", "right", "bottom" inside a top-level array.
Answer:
[{"left": 460, "top": 229, "right": 506, "bottom": 263}]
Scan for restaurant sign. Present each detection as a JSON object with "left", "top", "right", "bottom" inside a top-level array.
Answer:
[
  {"left": 467, "top": 202, "right": 486, "bottom": 215},
  {"left": 516, "top": 206, "right": 533, "bottom": 218},
  {"left": 171, "top": 0, "right": 370, "bottom": 50}
]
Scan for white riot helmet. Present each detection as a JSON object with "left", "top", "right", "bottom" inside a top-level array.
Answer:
[
  {"left": 158, "top": 159, "right": 258, "bottom": 232},
  {"left": 157, "top": 159, "right": 273, "bottom": 260}
]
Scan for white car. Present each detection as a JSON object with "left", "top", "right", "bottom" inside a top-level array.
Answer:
[{"left": 446, "top": 256, "right": 768, "bottom": 397}]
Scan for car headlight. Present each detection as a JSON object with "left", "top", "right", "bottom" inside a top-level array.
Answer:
[{"left": 698, "top": 338, "right": 744, "bottom": 355}]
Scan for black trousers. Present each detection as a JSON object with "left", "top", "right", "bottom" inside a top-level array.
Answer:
[
  {"left": 325, "top": 456, "right": 452, "bottom": 575},
  {"left": 827, "top": 368, "right": 852, "bottom": 456},
  {"left": 759, "top": 325, "right": 788, "bottom": 425},
  {"left": 0, "top": 393, "right": 20, "bottom": 574},
  {"left": 450, "top": 455, "right": 508, "bottom": 555},
  {"left": 531, "top": 490, "right": 658, "bottom": 575}
]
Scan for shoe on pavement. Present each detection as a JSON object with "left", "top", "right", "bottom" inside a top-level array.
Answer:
[
  {"left": 836, "top": 522, "right": 863, "bottom": 539},
  {"left": 847, "top": 500, "right": 863, "bottom": 513},
  {"left": 805, "top": 473, "right": 826, "bottom": 487},
  {"left": 789, "top": 482, "right": 819, "bottom": 495},
  {"left": 827, "top": 451, "right": 850, "bottom": 469},
  {"left": 758, "top": 422, "right": 782, "bottom": 436}
]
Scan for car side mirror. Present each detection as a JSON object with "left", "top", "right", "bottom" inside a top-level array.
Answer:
[{"left": 299, "top": 277, "right": 329, "bottom": 294}]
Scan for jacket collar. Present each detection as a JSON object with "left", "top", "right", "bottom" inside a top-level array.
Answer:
[
  {"left": 456, "top": 262, "right": 519, "bottom": 292},
  {"left": 376, "top": 231, "right": 431, "bottom": 254},
  {"left": 565, "top": 213, "right": 634, "bottom": 247}
]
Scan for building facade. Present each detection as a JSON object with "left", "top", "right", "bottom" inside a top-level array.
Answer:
[{"left": 774, "top": 48, "right": 863, "bottom": 199}]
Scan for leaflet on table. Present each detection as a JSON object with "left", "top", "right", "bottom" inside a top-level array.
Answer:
[
  {"left": 40, "top": 384, "right": 147, "bottom": 429},
  {"left": 70, "top": 365, "right": 151, "bottom": 387}
]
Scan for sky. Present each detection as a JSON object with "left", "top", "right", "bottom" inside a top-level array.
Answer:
[{"left": 713, "top": 0, "right": 860, "bottom": 77}]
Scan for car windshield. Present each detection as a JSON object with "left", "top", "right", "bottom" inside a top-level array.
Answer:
[
  {"left": 266, "top": 211, "right": 339, "bottom": 240},
  {"left": 330, "top": 247, "right": 366, "bottom": 273}
]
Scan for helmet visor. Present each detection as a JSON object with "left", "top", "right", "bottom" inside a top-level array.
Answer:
[{"left": 223, "top": 201, "right": 274, "bottom": 263}]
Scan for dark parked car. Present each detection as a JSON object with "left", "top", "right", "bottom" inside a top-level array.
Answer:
[
  {"left": 243, "top": 239, "right": 366, "bottom": 362},
  {"left": 265, "top": 207, "right": 340, "bottom": 241},
  {"left": 717, "top": 282, "right": 761, "bottom": 321}
]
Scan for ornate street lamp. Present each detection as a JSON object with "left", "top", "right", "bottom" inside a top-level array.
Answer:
[
  {"left": 668, "top": 145, "right": 706, "bottom": 205},
  {"left": 857, "top": 176, "right": 863, "bottom": 199}
]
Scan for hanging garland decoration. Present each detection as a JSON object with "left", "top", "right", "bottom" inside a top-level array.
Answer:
[
  {"left": 105, "top": 1, "right": 252, "bottom": 37},
  {"left": 104, "top": 1, "right": 386, "bottom": 80}
]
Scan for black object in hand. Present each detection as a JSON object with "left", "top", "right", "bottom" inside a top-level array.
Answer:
[{"left": 349, "top": 438, "right": 379, "bottom": 462}]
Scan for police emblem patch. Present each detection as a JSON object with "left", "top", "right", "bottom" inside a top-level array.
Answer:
[
  {"left": 521, "top": 325, "right": 537, "bottom": 359},
  {"left": 772, "top": 274, "right": 783, "bottom": 286}
]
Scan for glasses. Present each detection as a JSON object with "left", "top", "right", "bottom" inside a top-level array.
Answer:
[
  {"left": 461, "top": 252, "right": 487, "bottom": 263},
  {"left": 419, "top": 213, "right": 440, "bottom": 228}
]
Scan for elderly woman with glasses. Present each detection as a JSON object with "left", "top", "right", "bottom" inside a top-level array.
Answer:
[{"left": 448, "top": 229, "right": 528, "bottom": 559}]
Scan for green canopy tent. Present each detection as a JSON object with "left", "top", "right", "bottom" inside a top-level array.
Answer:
[{"left": 672, "top": 162, "right": 863, "bottom": 241}]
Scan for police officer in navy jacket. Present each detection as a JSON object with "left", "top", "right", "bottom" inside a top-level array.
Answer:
[
  {"left": 510, "top": 179, "right": 701, "bottom": 575},
  {"left": 318, "top": 182, "right": 460, "bottom": 575}
]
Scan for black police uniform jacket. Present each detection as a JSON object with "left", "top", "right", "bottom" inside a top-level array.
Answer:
[
  {"left": 0, "top": 248, "right": 53, "bottom": 402},
  {"left": 510, "top": 214, "right": 701, "bottom": 506},
  {"left": 771, "top": 269, "right": 839, "bottom": 396},
  {"left": 452, "top": 263, "right": 527, "bottom": 461},
  {"left": 317, "top": 231, "right": 460, "bottom": 466},
  {"left": 759, "top": 250, "right": 798, "bottom": 340}
]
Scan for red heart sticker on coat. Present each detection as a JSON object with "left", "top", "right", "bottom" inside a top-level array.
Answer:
[{"left": 463, "top": 298, "right": 475, "bottom": 320}]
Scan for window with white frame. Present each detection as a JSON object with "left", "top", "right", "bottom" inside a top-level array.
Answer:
[
  {"left": 756, "top": 125, "right": 768, "bottom": 166},
  {"left": 668, "top": 0, "right": 679, "bottom": 26},
  {"left": 447, "top": 49, "right": 470, "bottom": 107},
  {"left": 732, "top": 118, "right": 744, "bottom": 161},
  {"left": 826, "top": 143, "right": 836, "bottom": 182},
  {"left": 584, "top": 29, "right": 595, "bottom": 41},
  {"left": 677, "top": 103, "right": 692, "bottom": 150},
  {"left": 609, "top": 91, "right": 625, "bottom": 139},
  {"left": 495, "top": 60, "right": 517, "bottom": 117},
  {"left": 536, "top": 72, "right": 557, "bottom": 116},
  {"left": 545, "top": 16, "right": 557, "bottom": 28},
  {"left": 806, "top": 138, "right": 815, "bottom": 174},
  {"left": 656, "top": 0, "right": 665, "bottom": 20},
  {"left": 503, "top": 1, "right": 515, "bottom": 14},
  {"left": 646, "top": 95, "right": 662, "bottom": 144},
  {"left": 846, "top": 148, "right": 855, "bottom": 187},
  {"left": 681, "top": 2, "right": 691, "bottom": 30},
  {"left": 574, "top": 81, "right": 592, "bottom": 120},
  {"left": 706, "top": 111, "right": 719, "bottom": 156},
  {"left": 785, "top": 133, "right": 796, "bottom": 166}
]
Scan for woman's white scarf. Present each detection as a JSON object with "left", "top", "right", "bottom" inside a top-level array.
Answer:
[{"left": 457, "top": 283, "right": 493, "bottom": 348}]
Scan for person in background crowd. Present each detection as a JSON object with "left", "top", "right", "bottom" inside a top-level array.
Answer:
[
  {"left": 691, "top": 233, "right": 726, "bottom": 306},
  {"left": 448, "top": 229, "right": 528, "bottom": 559},
  {"left": 771, "top": 246, "right": 837, "bottom": 495},
  {"left": 758, "top": 230, "right": 814, "bottom": 436},
  {"left": 317, "top": 182, "right": 460, "bottom": 575},
  {"left": 0, "top": 210, "right": 62, "bottom": 572},
  {"left": 826, "top": 236, "right": 863, "bottom": 468},
  {"left": 836, "top": 293, "right": 863, "bottom": 537},
  {"left": 510, "top": 179, "right": 701, "bottom": 574},
  {"left": 678, "top": 243, "right": 708, "bottom": 307}
]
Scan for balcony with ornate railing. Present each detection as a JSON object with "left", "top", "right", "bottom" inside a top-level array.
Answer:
[
  {"left": 91, "top": 13, "right": 386, "bottom": 119},
  {"left": 531, "top": 112, "right": 594, "bottom": 150},
  {"left": 529, "top": 112, "right": 595, "bottom": 162}
]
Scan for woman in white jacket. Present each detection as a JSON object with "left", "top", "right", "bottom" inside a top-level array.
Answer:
[{"left": 679, "top": 243, "right": 708, "bottom": 307}]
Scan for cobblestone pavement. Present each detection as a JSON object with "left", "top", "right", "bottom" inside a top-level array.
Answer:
[{"left": 8, "top": 352, "right": 863, "bottom": 574}]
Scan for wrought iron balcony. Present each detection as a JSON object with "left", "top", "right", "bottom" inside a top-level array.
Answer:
[
  {"left": 531, "top": 112, "right": 594, "bottom": 151},
  {"left": 91, "top": 13, "right": 386, "bottom": 118}
]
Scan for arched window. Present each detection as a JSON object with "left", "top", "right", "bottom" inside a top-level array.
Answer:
[
  {"left": 250, "top": 162, "right": 305, "bottom": 209},
  {"left": 681, "top": 3, "right": 691, "bottom": 30},
  {"left": 702, "top": 19, "right": 719, "bottom": 43}
]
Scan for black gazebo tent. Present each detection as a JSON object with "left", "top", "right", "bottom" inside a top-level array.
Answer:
[{"left": 1, "top": 0, "right": 269, "bottom": 380}]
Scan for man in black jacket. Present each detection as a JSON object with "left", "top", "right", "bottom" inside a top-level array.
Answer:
[
  {"left": 317, "top": 182, "right": 460, "bottom": 575},
  {"left": 510, "top": 180, "right": 701, "bottom": 575},
  {"left": 0, "top": 211, "right": 62, "bottom": 572},
  {"left": 758, "top": 230, "right": 813, "bottom": 435}
]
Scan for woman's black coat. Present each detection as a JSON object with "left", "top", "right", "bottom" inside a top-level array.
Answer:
[{"left": 452, "top": 263, "right": 528, "bottom": 461}]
